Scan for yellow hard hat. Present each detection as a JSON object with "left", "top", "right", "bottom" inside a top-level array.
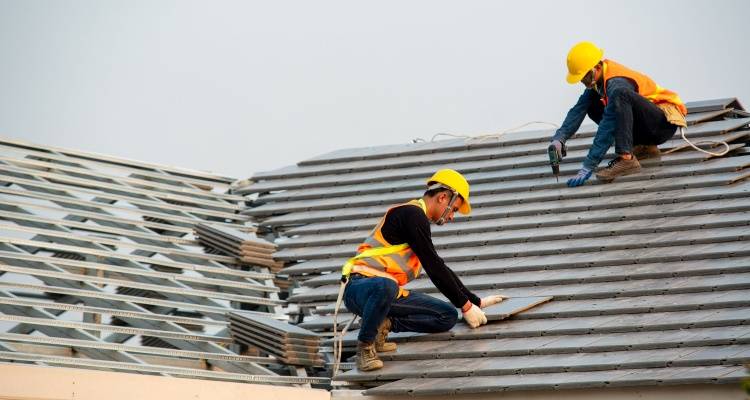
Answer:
[
  {"left": 427, "top": 169, "right": 471, "bottom": 215},
  {"left": 566, "top": 41, "right": 604, "bottom": 84}
]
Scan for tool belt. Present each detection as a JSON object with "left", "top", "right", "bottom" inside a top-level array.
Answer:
[{"left": 658, "top": 102, "right": 687, "bottom": 127}]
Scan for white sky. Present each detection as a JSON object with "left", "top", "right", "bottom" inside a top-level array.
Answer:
[{"left": 1, "top": 0, "right": 748, "bottom": 179}]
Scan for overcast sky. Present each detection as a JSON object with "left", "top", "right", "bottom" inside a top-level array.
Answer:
[{"left": 1, "top": 0, "right": 748, "bottom": 179}]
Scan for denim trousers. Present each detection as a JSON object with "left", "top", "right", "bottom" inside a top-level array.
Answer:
[
  {"left": 343, "top": 275, "right": 458, "bottom": 343},
  {"left": 588, "top": 89, "right": 677, "bottom": 155}
]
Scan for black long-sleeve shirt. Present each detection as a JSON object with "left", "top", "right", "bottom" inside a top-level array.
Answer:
[{"left": 379, "top": 203, "right": 481, "bottom": 309}]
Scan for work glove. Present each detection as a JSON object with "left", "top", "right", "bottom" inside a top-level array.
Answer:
[
  {"left": 550, "top": 140, "right": 565, "bottom": 159},
  {"left": 567, "top": 167, "right": 593, "bottom": 187},
  {"left": 462, "top": 303, "right": 488, "bottom": 329},
  {"left": 480, "top": 295, "right": 509, "bottom": 308}
]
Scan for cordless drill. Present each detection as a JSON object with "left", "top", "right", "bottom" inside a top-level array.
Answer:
[{"left": 547, "top": 142, "right": 566, "bottom": 182}]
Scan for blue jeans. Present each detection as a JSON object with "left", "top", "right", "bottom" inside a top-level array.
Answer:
[
  {"left": 553, "top": 78, "right": 678, "bottom": 170},
  {"left": 588, "top": 87, "right": 677, "bottom": 155},
  {"left": 343, "top": 275, "right": 458, "bottom": 343}
]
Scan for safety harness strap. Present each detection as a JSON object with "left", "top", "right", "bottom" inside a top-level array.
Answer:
[
  {"left": 332, "top": 199, "right": 427, "bottom": 377},
  {"left": 340, "top": 243, "right": 410, "bottom": 281}
]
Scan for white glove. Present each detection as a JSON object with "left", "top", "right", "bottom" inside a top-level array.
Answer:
[
  {"left": 462, "top": 303, "right": 487, "bottom": 328},
  {"left": 480, "top": 295, "right": 509, "bottom": 308}
]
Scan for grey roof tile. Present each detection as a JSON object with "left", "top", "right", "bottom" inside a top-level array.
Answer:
[
  {"left": 527, "top": 333, "right": 606, "bottom": 353},
  {"left": 663, "top": 365, "right": 747, "bottom": 385},
  {"left": 686, "top": 108, "right": 734, "bottom": 125},
  {"left": 327, "top": 307, "right": 750, "bottom": 348},
  {"left": 364, "top": 365, "right": 747, "bottom": 395},
  {"left": 245, "top": 117, "right": 742, "bottom": 188},
  {"left": 341, "top": 345, "right": 743, "bottom": 383},
  {"left": 672, "top": 344, "right": 750, "bottom": 366},
  {"left": 278, "top": 222, "right": 750, "bottom": 263},
  {"left": 263, "top": 170, "right": 750, "bottom": 227},
  {"left": 251, "top": 154, "right": 750, "bottom": 218},
  {"left": 692, "top": 307, "right": 750, "bottom": 327},
  {"left": 483, "top": 296, "right": 553, "bottom": 320},
  {"left": 684, "top": 98, "right": 744, "bottom": 113},
  {"left": 716, "top": 365, "right": 750, "bottom": 382},
  {"left": 290, "top": 265, "right": 750, "bottom": 304},
  {"left": 609, "top": 366, "right": 705, "bottom": 386},
  {"left": 678, "top": 325, "right": 750, "bottom": 344},
  {"left": 373, "top": 210, "right": 750, "bottom": 253},
  {"left": 515, "top": 326, "right": 746, "bottom": 358},
  {"left": 242, "top": 102, "right": 750, "bottom": 393},
  {"left": 264, "top": 151, "right": 748, "bottom": 215}
]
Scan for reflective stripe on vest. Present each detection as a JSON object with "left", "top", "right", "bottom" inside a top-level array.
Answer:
[
  {"left": 601, "top": 59, "right": 687, "bottom": 116},
  {"left": 341, "top": 199, "right": 426, "bottom": 287}
]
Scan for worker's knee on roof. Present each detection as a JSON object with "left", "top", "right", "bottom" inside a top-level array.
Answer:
[{"left": 435, "top": 301, "right": 459, "bottom": 332}]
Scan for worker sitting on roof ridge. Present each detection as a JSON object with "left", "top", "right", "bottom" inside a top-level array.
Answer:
[
  {"left": 550, "top": 41, "right": 687, "bottom": 187},
  {"left": 341, "top": 169, "right": 506, "bottom": 372}
]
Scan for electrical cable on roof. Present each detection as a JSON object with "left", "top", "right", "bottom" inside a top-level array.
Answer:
[
  {"left": 467, "top": 121, "right": 561, "bottom": 143},
  {"left": 413, "top": 121, "right": 560, "bottom": 144},
  {"left": 664, "top": 126, "right": 731, "bottom": 157},
  {"left": 430, "top": 132, "right": 473, "bottom": 141},
  {"left": 416, "top": 122, "right": 731, "bottom": 157}
]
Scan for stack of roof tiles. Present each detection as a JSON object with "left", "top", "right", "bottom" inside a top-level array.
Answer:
[
  {"left": 195, "top": 223, "right": 283, "bottom": 273},
  {"left": 0, "top": 137, "right": 328, "bottom": 386},
  {"left": 229, "top": 311, "right": 324, "bottom": 367},
  {"left": 236, "top": 98, "right": 750, "bottom": 395}
]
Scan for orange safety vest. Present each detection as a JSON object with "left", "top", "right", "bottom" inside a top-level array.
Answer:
[
  {"left": 601, "top": 59, "right": 687, "bottom": 116},
  {"left": 350, "top": 199, "right": 426, "bottom": 297}
]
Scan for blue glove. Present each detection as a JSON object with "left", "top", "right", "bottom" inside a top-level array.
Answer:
[{"left": 567, "top": 167, "right": 593, "bottom": 187}]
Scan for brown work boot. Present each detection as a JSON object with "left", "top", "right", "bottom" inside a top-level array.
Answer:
[
  {"left": 375, "top": 318, "right": 397, "bottom": 352},
  {"left": 356, "top": 341, "right": 384, "bottom": 371},
  {"left": 595, "top": 156, "right": 642, "bottom": 183},
  {"left": 632, "top": 145, "right": 661, "bottom": 160}
]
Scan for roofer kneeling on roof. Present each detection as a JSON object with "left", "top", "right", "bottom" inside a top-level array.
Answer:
[
  {"left": 550, "top": 41, "right": 688, "bottom": 187},
  {"left": 339, "top": 169, "right": 506, "bottom": 372}
]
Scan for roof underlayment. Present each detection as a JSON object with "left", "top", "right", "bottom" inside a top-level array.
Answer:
[{"left": 237, "top": 97, "right": 750, "bottom": 396}]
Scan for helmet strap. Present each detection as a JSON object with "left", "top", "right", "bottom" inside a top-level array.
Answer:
[{"left": 436, "top": 191, "right": 458, "bottom": 226}]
